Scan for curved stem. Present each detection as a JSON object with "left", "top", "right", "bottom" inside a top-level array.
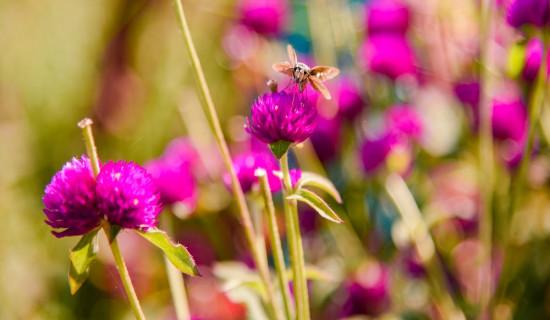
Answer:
[
  {"left": 280, "top": 153, "right": 309, "bottom": 320},
  {"left": 169, "top": 2, "right": 282, "bottom": 319},
  {"left": 257, "top": 169, "right": 294, "bottom": 320},
  {"left": 162, "top": 213, "right": 190, "bottom": 320},
  {"left": 78, "top": 118, "right": 101, "bottom": 178},
  {"left": 105, "top": 227, "right": 146, "bottom": 320}
]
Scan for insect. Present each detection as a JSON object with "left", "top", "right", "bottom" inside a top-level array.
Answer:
[{"left": 273, "top": 44, "right": 340, "bottom": 100}]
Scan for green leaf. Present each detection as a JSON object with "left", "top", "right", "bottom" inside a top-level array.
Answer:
[
  {"left": 287, "top": 189, "right": 343, "bottom": 223},
  {"left": 269, "top": 140, "right": 292, "bottom": 159},
  {"left": 286, "top": 265, "right": 334, "bottom": 283},
  {"left": 108, "top": 225, "right": 122, "bottom": 243},
  {"left": 136, "top": 228, "right": 200, "bottom": 276},
  {"left": 295, "top": 172, "right": 342, "bottom": 203},
  {"left": 69, "top": 228, "right": 100, "bottom": 295}
]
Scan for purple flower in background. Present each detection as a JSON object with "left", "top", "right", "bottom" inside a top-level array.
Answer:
[
  {"left": 523, "top": 37, "right": 544, "bottom": 82},
  {"left": 366, "top": 0, "right": 410, "bottom": 35},
  {"left": 360, "top": 34, "right": 416, "bottom": 80},
  {"left": 454, "top": 80, "right": 480, "bottom": 110},
  {"left": 96, "top": 161, "right": 161, "bottom": 230},
  {"left": 384, "top": 104, "right": 423, "bottom": 141},
  {"left": 342, "top": 262, "right": 391, "bottom": 317},
  {"left": 310, "top": 114, "right": 342, "bottom": 163},
  {"left": 506, "top": 0, "right": 550, "bottom": 28},
  {"left": 492, "top": 98, "right": 527, "bottom": 143},
  {"left": 224, "top": 152, "right": 282, "bottom": 193},
  {"left": 238, "top": 0, "right": 288, "bottom": 36},
  {"left": 43, "top": 156, "right": 100, "bottom": 238},
  {"left": 360, "top": 133, "right": 394, "bottom": 174},
  {"left": 145, "top": 157, "right": 197, "bottom": 211},
  {"left": 246, "top": 91, "right": 317, "bottom": 144},
  {"left": 335, "top": 77, "right": 366, "bottom": 121}
]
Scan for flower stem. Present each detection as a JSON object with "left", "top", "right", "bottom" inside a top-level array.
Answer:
[
  {"left": 477, "top": 0, "right": 494, "bottom": 316},
  {"left": 104, "top": 226, "right": 146, "bottom": 320},
  {"left": 78, "top": 118, "right": 101, "bottom": 178},
  {"left": 257, "top": 169, "right": 295, "bottom": 320},
  {"left": 169, "top": 2, "right": 282, "bottom": 319},
  {"left": 161, "top": 213, "right": 190, "bottom": 320},
  {"left": 280, "top": 153, "right": 309, "bottom": 320},
  {"left": 385, "top": 174, "right": 465, "bottom": 319}
]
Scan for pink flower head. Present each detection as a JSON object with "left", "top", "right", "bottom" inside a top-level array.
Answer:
[
  {"left": 492, "top": 98, "right": 527, "bottom": 143},
  {"left": 238, "top": 0, "right": 289, "bottom": 36},
  {"left": 335, "top": 77, "right": 366, "bottom": 121},
  {"left": 145, "top": 157, "right": 197, "bottom": 211},
  {"left": 384, "top": 104, "right": 423, "bottom": 141},
  {"left": 246, "top": 91, "right": 317, "bottom": 144},
  {"left": 96, "top": 161, "right": 161, "bottom": 230},
  {"left": 454, "top": 80, "right": 480, "bottom": 110},
  {"left": 342, "top": 262, "right": 391, "bottom": 317},
  {"left": 224, "top": 152, "right": 282, "bottom": 193},
  {"left": 43, "top": 156, "right": 100, "bottom": 238},
  {"left": 506, "top": 0, "right": 549, "bottom": 28},
  {"left": 360, "top": 34, "right": 417, "bottom": 80},
  {"left": 523, "top": 37, "right": 544, "bottom": 82},
  {"left": 366, "top": 0, "right": 410, "bottom": 35},
  {"left": 310, "top": 114, "right": 342, "bottom": 163}
]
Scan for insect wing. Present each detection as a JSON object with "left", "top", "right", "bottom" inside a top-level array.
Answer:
[
  {"left": 309, "top": 75, "right": 332, "bottom": 100},
  {"left": 310, "top": 66, "right": 340, "bottom": 81},
  {"left": 273, "top": 62, "right": 294, "bottom": 77},
  {"left": 287, "top": 44, "right": 298, "bottom": 66}
]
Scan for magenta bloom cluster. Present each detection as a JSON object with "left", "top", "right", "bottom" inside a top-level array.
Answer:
[
  {"left": 246, "top": 91, "right": 317, "bottom": 144},
  {"left": 506, "top": 0, "right": 549, "bottom": 28},
  {"left": 43, "top": 155, "right": 161, "bottom": 238}
]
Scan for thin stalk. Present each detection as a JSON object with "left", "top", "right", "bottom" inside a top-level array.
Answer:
[
  {"left": 257, "top": 169, "right": 295, "bottom": 320},
  {"left": 104, "top": 225, "right": 146, "bottom": 320},
  {"left": 280, "top": 153, "right": 310, "bottom": 320},
  {"left": 78, "top": 118, "right": 101, "bottom": 178},
  {"left": 478, "top": 0, "right": 494, "bottom": 316},
  {"left": 161, "top": 213, "right": 190, "bottom": 320},
  {"left": 169, "top": 2, "right": 282, "bottom": 319},
  {"left": 385, "top": 174, "right": 465, "bottom": 319}
]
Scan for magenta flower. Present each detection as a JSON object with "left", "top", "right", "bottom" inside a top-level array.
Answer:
[
  {"left": 384, "top": 104, "right": 423, "bottom": 141},
  {"left": 96, "top": 161, "right": 161, "bottom": 230},
  {"left": 506, "top": 0, "right": 549, "bottom": 28},
  {"left": 523, "top": 37, "right": 544, "bottom": 82},
  {"left": 145, "top": 157, "right": 197, "bottom": 211},
  {"left": 238, "top": 0, "right": 288, "bottom": 36},
  {"left": 454, "top": 80, "right": 480, "bottom": 110},
  {"left": 366, "top": 0, "right": 410, "bottom": 35},
  {"left": 360, "top": 133, "right": 396, "bottom": 174},
  {"left": 360, "top": 34, "right": 416, "bottom": 80},
  {"left": 246, "top": 91, "right": 317, "bottom": 145},
  {"left": 492, "top": 98, "right": 527, "bottom": 143},
  {"left": 342, "top": 262, "right": 391, "bottom": 317},
  {"left": 43, "top": 156, "right": 100, "bottom": 238},
  {"left": 224, "top": 151, "right": 282, "bottom": 193},
  {"left": 335, "top": 77, "right": 366, "bottom": 121},
  {"left": 310, "top": 114, "right": 342, "bottom": 163}
]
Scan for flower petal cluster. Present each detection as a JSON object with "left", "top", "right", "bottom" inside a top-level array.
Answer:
[
  {"left": 366, "top": 0, "right": 410, "bottom": 35},
  {"left": 43, "top": 157, "right": 161, "bottom": 237},
  {"left": 238, "top": 0, "right": 288, "bottom": 36},
  {"left": 506, "top": 0, "right": 549, "bottom": 28},
  {"left": 246, "top": 91, "right": 317, "bottom": 144},
  {"left": 97, "top": 161, "right": 161, "bottom": 230},
  {"left": 43, "top": 156, "right": 100, "bottom": 238},
  {"left": 360, "top": 34, "right": 417, "bottom": 80}
]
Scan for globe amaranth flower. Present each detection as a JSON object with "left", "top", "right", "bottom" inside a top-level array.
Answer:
[
  {"left": 246, "top": 91, "right": 317, "bottom": 145},
  {"left": 238, "top": 0, "right": 289, "bottom": 36},
  {"left": 366, "top": 0, "right": 410, "bottom": 35},
  {"left": 506, "top": 0, "right": 549, "bottom": 28},
  {"left": 341, "top": 262, "right": 391, "bottom": 317},
  {"left": 96, "top": 161, "right": 161, "bottom": 230},
  {"left": 43, "top": 156, "right": 100, "bottom": 238},
  {"left": 384, "top": 104, "right": 423, "bottom": 141},
  {"left": 145, "top": 156, "right": 197, "bottom": 212},
  {"left": 360, "top": 34, "right": 417, "bottom": 80},
  {"left": 521, "top": 37, "right": 550, "bottom": 82},
  {"left": 310, "top": 114, "right": 342, "bottom": 163}
]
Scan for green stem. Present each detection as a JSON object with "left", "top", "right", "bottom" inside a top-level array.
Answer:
[
  {"left": 478, "top": 0, "right": 494, "bottom": 316},
  {"left": 78, "top": 118, "right": 101, "bottom": 178},
  {"left": 169, "top": 2, "right": 282, "bottom": 319},
  {"left": 104, "top": 226, "right": 146, "bottom": 320},
  {"left": 161, "top": 213, "right": 190, "bottom": 320},
  {"left": 385, "top": 174, "right": 465, "bottom": 319},
  {"left": 280, "top": 153, "right": 310, "bottom": 320},
  {"left": 257, "top": 169, "right": 295, "bottom": 320}
]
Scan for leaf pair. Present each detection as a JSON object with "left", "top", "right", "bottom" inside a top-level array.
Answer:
[
  {"left": 69, "top": 227, "right": 200, "bottom": 294},
  {"left": 289, "top": 172, "right": 344, "bottom": 224}
]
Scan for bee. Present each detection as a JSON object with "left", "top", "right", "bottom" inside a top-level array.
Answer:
[{"left": 272, "top": 44, "right": 340, "bottom": 100}]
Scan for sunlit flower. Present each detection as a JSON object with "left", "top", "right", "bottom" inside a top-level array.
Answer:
[
  {"left": 506, "top": 0, "right": 549, "bottom": 28},
  {"left": 42, "top": 156, "right": 100, "bottom": 238},
  {"left": 366, "top": 0, "right": 410, "bottom": 35},
  {"left": 360, "top": 34, "right": 416, "bottom": 80},
  {"left": 238, "top": 0, "right": 288, "bottom": 36},
  {"left": 246, "top": 91, "right": 317, "bottom": 144},
  {"left": 145, "top": 157, "right": 197, "bottom": 210},
  {"left": 224, "top": 151, "right": 281, "bottom": 193},
  {"left": 96, "top": 161, "right": 161, "bottom": 230}
]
